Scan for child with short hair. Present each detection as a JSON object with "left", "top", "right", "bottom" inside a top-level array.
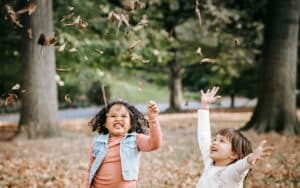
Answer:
[
  {"left": 85, "top": 100, "right": 162, "bottom": 188},
  {"left": 197, "top": 86, "right": 273, "bottom": 188}
]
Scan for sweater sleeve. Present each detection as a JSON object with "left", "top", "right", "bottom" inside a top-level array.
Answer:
[
  {"left": 197, "top": 109, "right": 213, "bottom": 166},
  {"left": 84, "top": 144, "right": 95, "bottom": 188},
  {"left": 224, "top": 156, "right": 251, "bottom": 181},
  {"left": 136, "top": 116, "right": 162, "bottom": 152}
]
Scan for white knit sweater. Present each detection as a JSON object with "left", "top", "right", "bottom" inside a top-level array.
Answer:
[{"left": 197, "top": 109, "right": 250, "bottom": 188}]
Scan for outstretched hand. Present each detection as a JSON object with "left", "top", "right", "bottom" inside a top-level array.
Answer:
[
  {"left": 147, "top": 100, "right": 159, "bottom": 119},
  {"left": 200, "top": 86, "right": 221, "bottom": 109},
  {"left": 247, "top": 140, "right": 273, "bottom": 166}
]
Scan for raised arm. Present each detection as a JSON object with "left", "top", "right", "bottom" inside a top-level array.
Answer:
[
  {"left": 137, "top": 101, "right": 162, "bottom": 151},
  {"left": 225, "top": 140, "right": 273, "bottom": 180},
  {"left": 198, "top": 87, "right": 221, "bottom": 166}
]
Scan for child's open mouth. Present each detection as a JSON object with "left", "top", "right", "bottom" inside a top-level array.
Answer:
[{"left": 113, "top": 123, "right": 123, "bottom": 129}]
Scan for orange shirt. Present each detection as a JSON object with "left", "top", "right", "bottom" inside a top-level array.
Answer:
[{"left": 86, "top": 118, "right": 162, "bottom": 188}]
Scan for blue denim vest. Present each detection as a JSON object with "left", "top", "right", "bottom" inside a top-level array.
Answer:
[{"left": 88, "top": 133, "right": 140, "bottom": 186}]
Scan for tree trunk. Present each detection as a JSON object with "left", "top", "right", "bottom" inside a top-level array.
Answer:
[
  {"left": 168, "top": 55, "right": 183, "bottom": 112},
  {"left": 20, "top": 0, "right": 59, "bottom": 138},
  {"left": 242, "top": 0, "right": 300, "bottom": 135}
]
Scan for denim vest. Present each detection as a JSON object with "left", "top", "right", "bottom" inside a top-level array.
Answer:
[{"left": 88, "top": 133, "right": 140, "bottom": 186}]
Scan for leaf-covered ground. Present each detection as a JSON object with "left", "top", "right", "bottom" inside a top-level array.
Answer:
[{"left": 0, "top": 111, "right": 299, "bottom": 188}]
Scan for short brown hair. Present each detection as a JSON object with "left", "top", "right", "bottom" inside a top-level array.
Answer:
[{"left": 216, "top": 128, "right": 253, "bottom": 162}]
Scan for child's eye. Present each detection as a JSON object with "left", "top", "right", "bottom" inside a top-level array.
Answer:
[
  {"left": 220, "top": 139, "right": 225, "bottom": 143},
  {"left": 212, "top": 138, "right": 217, "bottom": 142},
  {"left": 121, "top": 115, "right": 128, "bottom": 118}
]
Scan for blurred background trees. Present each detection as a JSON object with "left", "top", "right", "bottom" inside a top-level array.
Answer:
[{"left": 0, "top": 0, "right": 299, "bottom": 136}]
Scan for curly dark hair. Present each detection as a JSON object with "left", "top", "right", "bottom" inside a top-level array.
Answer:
[{"left": 89, "top": 101, "right": 149, "bottom": 134}]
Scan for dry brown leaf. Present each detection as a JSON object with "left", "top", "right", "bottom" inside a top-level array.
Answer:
[
  {"left": 27, "top": 28, "right": 32, "bottom": 39},
  {"left": 129, "top": 40, "right": 142, "bottom": 52},
  {"left": 64, "top": 15, "right": 88, "bottom": 29},
  {"left": 64, "top": 94, "right": 72, "bottom": 104},
  {"left": 16, "top": 2, "right": 38, "bottom": 15},
  {"left": 4, "top": 4, "right": 23, "bottom": 28},
  {"left": 5, "top": 93, "right": 18, "bottom": 106},
  {"left": 58, "top": 43, "right": 67, "bottom": 52},
  {"left": 37, "top": 33, "right": 56, "bottom": 46},
  {"left": 56, "top": 68, "right": 72, "bottom": 72},
  {"left": 124, "top": 1, "right": 142, "bottom": 12},
  {"left": 200, "top": 58, "right": 216, "bottom": 64}
]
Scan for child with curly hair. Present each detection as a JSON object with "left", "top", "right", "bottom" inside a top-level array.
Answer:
[
  {"left": 85, "top": 100, "right": 162, "bottom": 188},
  {"left": 197, "top": 86, "right": 273, "bottom": 188}
]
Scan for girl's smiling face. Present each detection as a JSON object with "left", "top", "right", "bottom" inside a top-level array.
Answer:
[
  {"left": 105, "top": 104, "right": 131, "bottom": 136},
  {"left": 209, "top": 134, "right": 238, "bottom": 166}
]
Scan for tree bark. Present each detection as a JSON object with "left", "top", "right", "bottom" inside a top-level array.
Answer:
[
  {"left": 242, "top": 0, "right": 300, "bottom": 135},
  {"left": 20, "top": 0, "right": 59, "bottom": 138},
  {"left": 168, "top": 54, "right": 183, "bottom": 112}
]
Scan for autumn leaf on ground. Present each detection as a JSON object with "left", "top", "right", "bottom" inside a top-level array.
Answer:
[
  {"left": 37, "top": 33, "right": 56, "bottom": 46},
  {"left": 16, "top": 2, "right": 38, "bottom": 15},
  {"left": 4, "top": 4, "right": 23, "bottom": 28}
]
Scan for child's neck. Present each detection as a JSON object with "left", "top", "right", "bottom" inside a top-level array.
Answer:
[{"left": 214, "top": 158, "right": 234, "bottom": 166}]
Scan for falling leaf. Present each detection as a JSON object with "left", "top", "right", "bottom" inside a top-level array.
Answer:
[
  {"left": 27, "top": 28, "right": 32, "bottom": 39},
  {"left": 4, "top": 4, "right": 23, "bottom": 28},
  {"left": 107, "top": 11, "right": 130, "bottom": 36},
  {"left": 5, "top": 93, "right": 18, "bottom": 106},
  {"left": 68, "top": 48, "right": 77, "bottom": 52},
  {"left": 124, "top": 1, "right": 142, "bottom": 12},
  {"left": 16, "top": 2, "right": 38, "bottom": 15},
  {"left": 142, "top": 59, "right": 150, "bottom": 63},
  {"left": 64, "top": 15, "right": 88, "bottom": 29},
  {"left": 61, "top": 13, "right": 75, "bottom": 22},
  {"left": 84, "top": 56, "right": 88, "bottom": 61},
  {"left": 234, "top": 38, "right": 240, "bottom": 46},
  {"left": 56, "top": 68, "right": 72, "bottom": 72},
  {"left": 67, "top": 6, "right": 74, "bottom": 11},
  {"left": 129, "top": 40, "right": 142, "bottom": 53},
  {"left": 37, "top": 33, "right": 56, "bottom": 46},
  {"left": 64, "top": 94, "right": 72, "bottom": 104},
  {"left": 137, "top": 81, "right": 143, "bottom": 92},
  {"left": 137, "top": 19, "right": 148, "bottom": 27},
  {"left": 196, "top": 47, "right": 203, "bottom": 56},
  {"left": 200, "top": 58, "right": 216, "bottom": 64},
  {"left": 58, "top": 43, "right": 67, "bottom": 52},
  {"left": 11, "top": 84, "right": 20, "bottom": 90},
  {"left": 94, "top": 49, "right": 104, "bottom": 55}
]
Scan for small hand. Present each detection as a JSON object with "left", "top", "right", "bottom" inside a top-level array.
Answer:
[
  {"left": 200, "top": 86, "right": 221, "bottom": 109},
  {"left": 147, "top": 100, "right": 159, "bottom": 119},
  {"left": 247, "top": 140, "right": 273, "bottom": 165}
]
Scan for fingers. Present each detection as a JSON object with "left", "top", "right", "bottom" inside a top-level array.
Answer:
[
  {"left": 257, "top": 140, "right": 267, "bottom": 148},
  {"left": 148, "top": 100, "right": 159, "bottom": 113}
]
